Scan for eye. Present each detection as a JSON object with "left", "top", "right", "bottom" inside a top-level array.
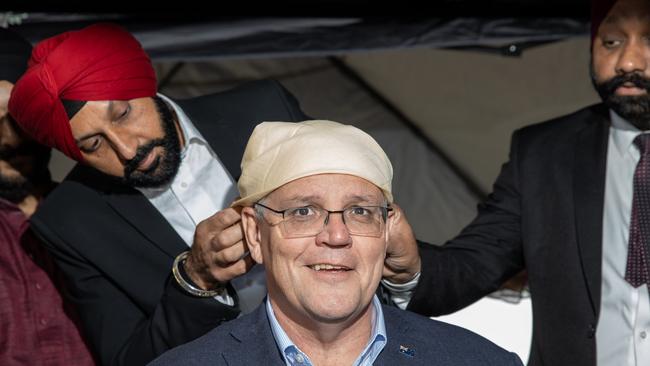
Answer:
[
  {"left": 348, "top": 206, "right": 372, "bottom": 216},
  {"left": 601, "top": 37, "right": 622, "bottom": 49},
  {"left": 79, "top": 136, "right": 103, "bottom": 153},
  {"left": 286, "top": 206, "right": 317, "bottom": 218},
  {"left": 117, "top": 105, "right": 130, "bottom": 121}
]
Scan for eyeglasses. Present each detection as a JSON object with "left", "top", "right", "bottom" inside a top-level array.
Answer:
[{"left": 255, "top": 202, "right": 392, "bottom": 238}]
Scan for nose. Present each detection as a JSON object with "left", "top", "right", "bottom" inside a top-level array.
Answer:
[
  {"left": 318, "top": 212, "right": 352, "bottom": 247},
  {"left": 106, "top": 130, "right": 138, "bottom": 161},
  {"left": 0, "top": 115, "right": 21, "bottom": 147},
  {"left": 616, "top": 39, "right": 648, "bottom": 75}
]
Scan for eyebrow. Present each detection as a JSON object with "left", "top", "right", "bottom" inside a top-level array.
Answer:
[
  {"left": 75, "top": 131, "right": 99, "bottom": 145},
  {"left": 278, "top": 194, "right": 321, "bottom": 205},
  {"left": 343, "top": 194, "right": 384, "bottom": 204},
  {"left": 278, "top": 193, "right": 383, "bottom": 206}
]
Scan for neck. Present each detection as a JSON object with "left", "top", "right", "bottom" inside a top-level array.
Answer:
[
  {"left": 173, "top": 115, "right": 186, "bottom": 150},
  {"left": 17, "top": 179, "right": 53, "bottom": 217},
  {"left": 270, "top": 297, "right": 374, "bottom": 366}
]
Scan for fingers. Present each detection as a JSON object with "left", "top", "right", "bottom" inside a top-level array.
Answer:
[
  {"left": 210, "top": 255, "right": 255, "bottom": 284},
  {"left": 196, "top": 208, "right": 242, "bottom": 238},
  {"left": 213, "top": 240, "right": 248, "bottom": 265},
  {"left": 185, "top": 207, "right": 254, "bottom": 288}
]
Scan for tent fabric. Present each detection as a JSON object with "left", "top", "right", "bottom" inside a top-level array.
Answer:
[
  {"left": 155, "top": 57, "right": 482, "bottom": 244},
  {"left": 9, "top": 16, "right": 590, "bottom": 61}
]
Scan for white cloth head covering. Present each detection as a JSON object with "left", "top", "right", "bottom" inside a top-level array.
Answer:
[{"left": 232, "top": 120, "right": 393, "bottom": 207}]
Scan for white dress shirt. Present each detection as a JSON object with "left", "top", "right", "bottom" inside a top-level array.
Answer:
[
  {"left": 597, "top": 110, "right": 650, "bottom": 366},
  {"left": 137, "top": 94, "right": 267, "bottom": 310}
]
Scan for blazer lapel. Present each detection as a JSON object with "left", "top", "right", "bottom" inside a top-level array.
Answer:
[
  {"left": 221, "top": 305, "right": 286, "bottom": 366},
  {"left": 377, "top": 307, "right": 420, "bottom": 365},
  {"left": 573, "top": 106, "right": 610, "bottom": 317},
  {"left": 105, "top": 186, "right": 186, "bottom": 258}
]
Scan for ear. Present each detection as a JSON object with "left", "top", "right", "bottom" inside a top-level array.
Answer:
[{"left": 241, "top": 206, "right": 264, "bottom": 265}]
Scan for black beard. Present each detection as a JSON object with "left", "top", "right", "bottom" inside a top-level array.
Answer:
[
  {"left": 0, "top": 142, "right": 51, "bottom": 204},
  {"left": 591, "top": 66, "right": 650, "bottom": 130},
  {"left": 0, "top": 174, "right": 30, "bottom": 203},
  {"left": 120, "top": 96, "right": 182, "bottom": 188}
]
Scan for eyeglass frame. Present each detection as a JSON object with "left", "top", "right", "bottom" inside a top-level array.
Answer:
[{"left": 254, "top": 202, "right": 393, "bottom": 238}]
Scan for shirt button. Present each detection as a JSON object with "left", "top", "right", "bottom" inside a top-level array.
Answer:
[
  {"left": 180, "top": 182, "right": 188, "bottom": 188},
  {"left": 39, "top": 318, "right": 47, "bottom": 326},
  {"left": 295, "top": 354, "right": 305, "bottom": 363},
  {"left": 641, "top": 331, "right": 647, "bottom": 339},
  {"left": 35, "top": 283, "right": 42, "bottom": 290}
]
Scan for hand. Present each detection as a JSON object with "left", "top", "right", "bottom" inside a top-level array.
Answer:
[
  {"left": 384, "top": 203, "right": 421, "bottom": 284},
  {"left": 184, "top": 207, "right": 255, "bottom": 290}
]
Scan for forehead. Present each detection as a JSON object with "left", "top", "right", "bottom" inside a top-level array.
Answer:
[{"left": 268, "top": 174, "right": 385, "bottom": 205}]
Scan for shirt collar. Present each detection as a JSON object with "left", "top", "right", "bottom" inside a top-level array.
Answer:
[
  {"left": 135, "top": 94, "right": 210, "bottom": 195},
  {"left": 610, "top": 109, "right": 645, "bottom": 159},
  {"left": 156, "top": 93, "right": 208, "bottom": 155},
  {"left": 266, "top": 294, "right": 387, "bottom": 366}
]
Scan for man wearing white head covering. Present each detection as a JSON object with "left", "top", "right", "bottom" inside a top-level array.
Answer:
[{"left": 150, "top": 120, "right": 522, "bottom": 366}]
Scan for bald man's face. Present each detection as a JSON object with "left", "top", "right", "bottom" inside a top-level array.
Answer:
[
  {"left": 591, "top": 0, "right": 650, "bottom": 129},
  {"left": 69, "top": 96, "right": 182, "bottom": 188}
]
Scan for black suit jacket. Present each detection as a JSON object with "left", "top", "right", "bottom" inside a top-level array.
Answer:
[
  {"left": 408, "top": 104, "right": 625, "bottom": 366},
  {"left": 30, "top": 80, "right": 308, "bottom": 366},
  {"left": 149, "top": 302, "right": 523, "bottom": 366}
]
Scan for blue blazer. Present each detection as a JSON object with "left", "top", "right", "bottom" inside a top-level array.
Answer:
[{"left": 149, "top": 304, "right": 523, "bottom": 366}]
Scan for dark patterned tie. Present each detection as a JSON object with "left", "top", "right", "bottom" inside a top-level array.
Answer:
[{"left": 626, "top": 134, "right": 650, "bottom": 287}]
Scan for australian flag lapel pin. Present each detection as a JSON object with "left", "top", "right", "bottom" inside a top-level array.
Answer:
[{"left": 399, "top": 345, "right": 415, "bottom": 358}]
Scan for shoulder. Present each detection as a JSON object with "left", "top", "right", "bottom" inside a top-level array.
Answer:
[
  {"left": 147, "top": 326, "right": 232, "bottom": 366},
  {"left": 175, "top": 78, "right": 304, "bottom": 120},
  {"left": 382, "top": 306, "right": 522, "bottom": 365},
  {"left": 515, "top": 103, "right": 608, "bottom": 143},
  {"left": 148, "top": 308, "right": 262, "bottom": 366},
  {"left": 31, "top": 164, "right": 136, "bottom": 241}
]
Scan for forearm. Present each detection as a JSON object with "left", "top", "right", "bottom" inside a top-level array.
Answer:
[{"left": 107, "top": 276, "right": 239, "bottom": 366}]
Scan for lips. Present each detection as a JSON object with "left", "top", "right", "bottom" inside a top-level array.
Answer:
[
  {"left": 615, "top": 85, "right": 647, "bottom": 96},
  {"left": 137, "top": 149, "right": 158, "bottom": 172},
  {"left": 308, "top": 263, "right": 352, "bottom": 271}
]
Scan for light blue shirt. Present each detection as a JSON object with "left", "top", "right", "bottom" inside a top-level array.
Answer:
[
  {"left": 597, "top": 110, "right": 650, "bottom": 365},
  {"left": 266, "top": 295, "right": 387, "bottom": 366}
]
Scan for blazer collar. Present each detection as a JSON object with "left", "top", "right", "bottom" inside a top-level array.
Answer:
[
  {"left": 108, "top": 188, "right": 188, "bottom": 258},
  {"left": 573, "top": 104, "right": 610, "bottom": 317},
  {"left": 221, "top": 303, "right": 408, "bottom": 366},
  {"left": 175, "top": 97, "right": 243, "bottom": 180},
  {"left": 221, "top": 304, "right": 286, "bottom": 366}
]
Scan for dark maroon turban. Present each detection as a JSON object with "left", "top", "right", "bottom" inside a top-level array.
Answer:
[
  {"left": 8, "top": 23, "right": 157, "bottom": 161},
  {"left": 591, "top": 0, "right": 619, "bottom": 41}
]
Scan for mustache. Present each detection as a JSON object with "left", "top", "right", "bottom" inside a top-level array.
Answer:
[
  {"left": 123, "top": 139, "right": 166, "bottom": 178},
  {"left": 599, "top": 73, "right": 650, "bottom": 95}
]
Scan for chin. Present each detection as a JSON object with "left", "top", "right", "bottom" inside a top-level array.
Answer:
[{"left": 302, "top": 291, "right": 365, "bottom": 323}]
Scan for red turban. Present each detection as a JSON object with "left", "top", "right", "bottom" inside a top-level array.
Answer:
[
  {"left": 591, "top": 0, "right": 619, "bottom": 41},
  {"left": 8, "top": 23, "right": 157, "bottom": 161}
]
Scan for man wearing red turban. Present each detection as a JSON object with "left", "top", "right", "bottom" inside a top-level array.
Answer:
[
  {"left": 9, "top": 22, "right": 310, "bottom": 365},
  {"left": 382, "top": 0, "right": 650, "bottom": 365}
]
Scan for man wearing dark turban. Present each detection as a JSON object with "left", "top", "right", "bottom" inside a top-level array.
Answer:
[
  {"left": 9, "top": 23, "right": 310, "bottom": 365},
  {"left": 0, "top": 28, "right": 95, "bottom": 365},
  {"left": 381, "top": 0, "right": 650, "bottom": 365}
]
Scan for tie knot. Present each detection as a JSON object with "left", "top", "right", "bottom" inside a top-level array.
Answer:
[{"left": 634, "top": 134, "right": 650, "bottom": 155}]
